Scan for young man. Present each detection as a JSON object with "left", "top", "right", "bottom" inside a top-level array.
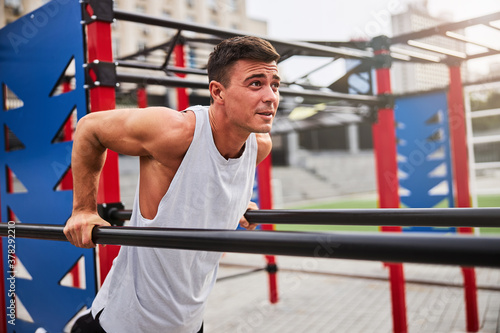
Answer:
[{"left": 65, "top": 36, "right": 280, "bottom": 332}]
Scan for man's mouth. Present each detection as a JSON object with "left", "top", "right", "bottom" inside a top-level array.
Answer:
[{"left": 257, "top": 111, "right": 274, "bottom": 118}]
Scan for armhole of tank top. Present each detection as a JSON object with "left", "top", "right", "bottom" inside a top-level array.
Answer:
[
  {"left": 136, "top": 108, "right": 202, "bottom": 223},
  {"left": 151, "top": 108, "right": 203, "bottom": 214},
  {"left": 250, "top": 133, "right": 258, "bottom": 164}
]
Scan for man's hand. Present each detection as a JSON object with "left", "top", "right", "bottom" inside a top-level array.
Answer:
[
  {"left": 239, "top": 201, "right": 259, "bottom": 231},
  {"left": 64, "top": 212, "right": 111, "bottom": 248}
]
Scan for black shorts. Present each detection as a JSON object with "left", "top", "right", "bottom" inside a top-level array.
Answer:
[
  {"left": 71, "top": 311, "right": 105, "bottom": 333},
  {"left": 71, "top": 311, "right": 204, "bottom": 333}
]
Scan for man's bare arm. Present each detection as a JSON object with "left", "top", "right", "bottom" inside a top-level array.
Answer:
[{"left": 64, "top": 107, "right": 193, "bottom": 248}]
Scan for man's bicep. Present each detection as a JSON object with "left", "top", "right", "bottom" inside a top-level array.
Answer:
[{"left": 77, "top": 107, "right": 174, "bottom": 157}]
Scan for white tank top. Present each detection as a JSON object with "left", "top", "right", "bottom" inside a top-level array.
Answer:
[{"left": 92, "top": 106, "right": 258, "bottom": 332}]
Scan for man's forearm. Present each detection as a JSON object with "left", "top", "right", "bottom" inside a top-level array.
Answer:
[{"left": 71, "top": 116, "right": 107, "bottom": 213}]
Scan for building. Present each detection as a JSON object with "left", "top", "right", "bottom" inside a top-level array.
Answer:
[
  {"left": 391, "top": 2, "right": 466, "bottom": 95},
  {"left": 110, "top": 0, "right": 266, "bottom": 59},
  {"left": 1, "top": 0, "right": 267, "bottom": 108}
]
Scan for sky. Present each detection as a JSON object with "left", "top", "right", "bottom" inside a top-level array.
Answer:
[
  {"left": 245, "top": 0, "right": 500, "bottom": 83},
  {"left": 246, "top": 0, "right": 500, "bottom": 40}
]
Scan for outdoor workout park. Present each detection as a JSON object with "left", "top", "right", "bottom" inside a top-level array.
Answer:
[{"left": 0, "top": 0, "right": 500, "bottom": 332}]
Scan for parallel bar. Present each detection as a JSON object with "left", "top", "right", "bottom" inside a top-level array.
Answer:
[
  {"left": 117, "top": 72, "right": 208, "bottom": 89},
  {"left": 391, "top": 11, "right": 500, "bottom": 45},
  {"left": 113, "top": 10, "right": 372, "bottom": 60},
  {"left": 109, "top": 208, "right": 500, "bottom": 228},
  {"left": 245, "top": 208, "right": 500, "bottom": 227},
  {"left": 0, "top": 223, "right": 499, "bottom": 268},
  {"left": 116, "top": 60, "right": 207, "bottom": 75},
  {"left": 116, "top": 73, "right": 382, "bottom": 105},
  {"left": 278, "top": 86, "right": 380, "bottom": 105}
]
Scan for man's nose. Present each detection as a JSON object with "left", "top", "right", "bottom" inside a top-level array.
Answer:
[{"left": 262, "top": 85, "right": 279, "bottom": 104}]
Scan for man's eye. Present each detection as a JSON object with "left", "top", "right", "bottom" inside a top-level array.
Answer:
[
  {"left": 272, "top": 83, "right": 280, "bottom": 89},
  {"left": 250, "top": 81, "right": 261, "bottom": 87}
]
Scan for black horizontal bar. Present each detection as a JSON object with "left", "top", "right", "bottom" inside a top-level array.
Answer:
[
  {"left": 245, "top": 208, "right": 500, "bottom": 228},
  {"left": 278, "top": 87, "right": 380, "bottom": 105},
  {"left": 113, "top": 10, "right": 372, "bottom": 60},
  {"left": 116, "top": 61, "right": 207, "bottom": 76},
  {"left": 391, "top": 11, "right": 500, "bottom": 45},
  {"left": 116, "top": 72, "right": 208, "bottom": 89},
  {"left": 1, "top": 223, "right": 499, "bottom": 268},
  {"left": 109, "top": 208, "right": 500, "bottom": 228},
  {"left": 116, "top": 72, "right": 382, "bottom": 106}
]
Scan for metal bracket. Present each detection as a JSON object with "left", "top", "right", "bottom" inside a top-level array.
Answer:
[
  {"left": 80, "top": 0, "right": 114, "bottom": 24},
  {"left": 371, "top": 35, "right": 393, "bottom": 69},
  {"left": 98, "top": 202, "right": 126, "bottom": 226},
  {"left": 367, "top": 93, "right": 395, "bottom": 124},
  {"left": 380, "top": 93, "right": 395, "bottom": 110},
  {"left": 364, "top": 106, "right": 379, "bottom": 124},
  {"left": 265, "top": 263, "right": 279, "bottom": 274},
  {"left": 370, "top": 35, "right": 391, "bottom": 52},
  {"left": 373, "top": 52, "right": 393, "bottom": 69},
  {"left": 83, "top": 60, "right": 118, "bottom": 89},
  {"left": 161, "top": 31, "right": 184, "bottom": 73}
]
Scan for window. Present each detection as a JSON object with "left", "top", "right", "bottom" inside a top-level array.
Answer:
[{"left": 136, "top": 4, "right": 146, "bottom": 14}]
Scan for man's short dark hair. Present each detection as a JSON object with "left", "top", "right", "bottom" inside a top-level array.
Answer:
[{"left": 207, "top": 36, "right": 280, "bottom": 91}]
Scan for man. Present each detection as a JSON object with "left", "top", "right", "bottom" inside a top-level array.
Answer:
[{"left": 64, "top": 36, "right": 280, "bottom": 332}]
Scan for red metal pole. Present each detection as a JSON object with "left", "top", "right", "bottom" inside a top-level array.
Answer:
[
  {"left": 371, "top": 36, "right": 407, "bottom": 333},
  {"left": 174, "top": 43, "right": 189, "bottom": 111},
  {"left": 257, "top": 154, "right": 279, "bottom": 304},
  {"left": 137, "top": 85, "right": 148, "bottom": 108},
  {"left": 85, "top": 14, "right": 121, "bottom": 285},
  {"left": 447, "top": 63, "right": 479, "bottom": 332}
]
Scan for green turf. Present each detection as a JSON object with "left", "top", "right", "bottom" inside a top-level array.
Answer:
[{"left": 275, "top": 194, "right": 500, "bottom": 235}]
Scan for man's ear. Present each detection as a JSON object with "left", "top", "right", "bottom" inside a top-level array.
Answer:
[{"left": 209, "top": 81, "right": 225, "bottom": 104}]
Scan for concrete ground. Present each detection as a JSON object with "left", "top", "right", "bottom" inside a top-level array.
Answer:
[
  {"left": 117, "top": 156, "right": 500, "bottom": 332},
  {"left": 204, "top": 253, "right": 500, "bottom": 333}
]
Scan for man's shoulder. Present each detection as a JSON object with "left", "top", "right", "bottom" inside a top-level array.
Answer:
[
  {"left": 142, "top": 107, "right": 196, "bottom": 158},
  {"left": 147, "top": 106, "right": 196, "bottom": 132}
]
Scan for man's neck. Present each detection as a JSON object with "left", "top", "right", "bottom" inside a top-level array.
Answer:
[{"left": 208, "top": 105, "right": 249, "bottom": 160}]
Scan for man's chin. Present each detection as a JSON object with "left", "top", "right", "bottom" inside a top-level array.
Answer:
[{"left": 254, "top": 125, "right": 272, "bottom": 134}]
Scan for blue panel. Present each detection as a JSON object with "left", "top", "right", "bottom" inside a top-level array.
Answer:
[
  {"left": 394, "top": 92, "right": 456, "bottom": 234},
  {"left": 0, "top": 1, "right": 96, "bottom": 332}
]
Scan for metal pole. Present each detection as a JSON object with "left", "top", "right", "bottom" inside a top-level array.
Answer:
[
  {"left": 84, "top": 8, "right": 121, "bottom": 286},
  {"left": 109, "top": 208, "right": 500, "bottom": 228},
  {"left": 448, "top": 62, "right": 479, "bottom": 332},
  {"left": 245, "top": 208, "right": 500, "bottom": 227},
  {"left": 174, "top": 42, "right": 189, "bottom": 111},
  {"left": 137, "top": 85, "right": 148, "bottom": 108},
  {"left": 371, "top": 35, "right": 407, "bottom": 333},
  {"left": 0, "top": 224, "right": 499, "bottom": 268},
  {"left": 115, "top": 72, "right": 382, "bottom": 106},
  {"left": 257, "top": 155, "right": 279, "bottom": 304},
  {"left": 116, "top": 60, "right": 207, "bottom": 76},
  {"left": 113, "top": 9, "right": 372, "bottom": 60}
]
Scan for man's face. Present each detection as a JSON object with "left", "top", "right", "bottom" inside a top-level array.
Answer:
[{"left": 221, "top": 59, "right": 280, "bottom": 134}]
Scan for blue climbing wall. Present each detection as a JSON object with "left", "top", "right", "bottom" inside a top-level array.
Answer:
[
  {"left": 0, "top": 1, "right": 96, "bottom": 331},
  {"left": 395, "top": 91, "right": 456, "bottom": 233}
]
